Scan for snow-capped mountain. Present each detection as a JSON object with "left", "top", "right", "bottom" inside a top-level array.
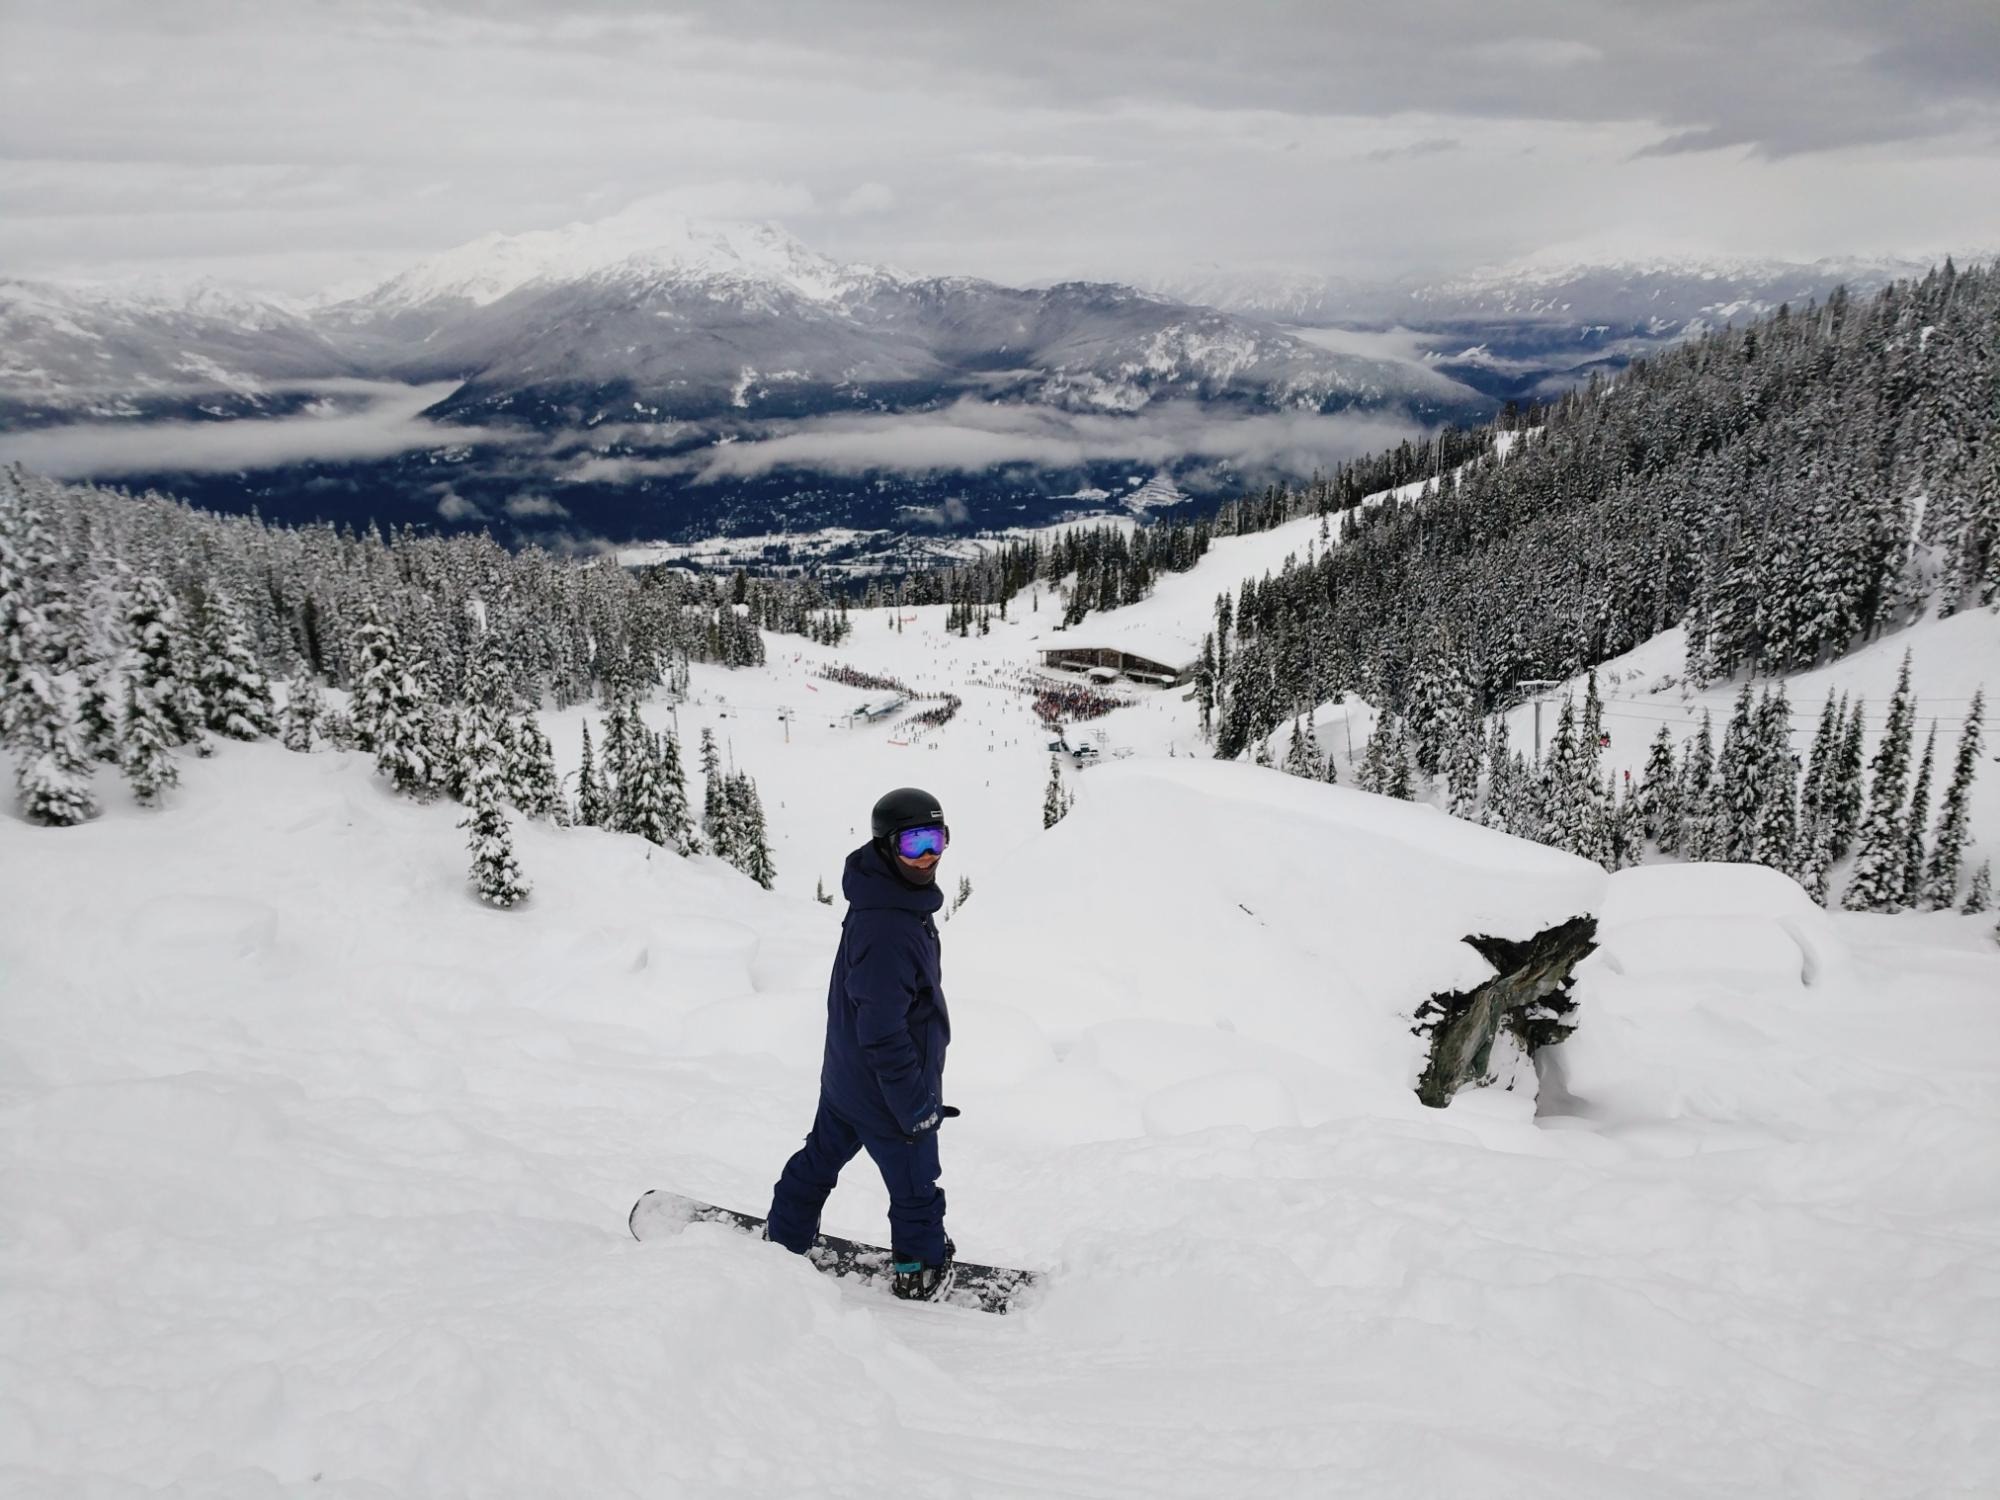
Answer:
[
  {"left": 0, "top": 278, "right": 358, "bottom": 424},
  {"left": 1148, "top": 253, "right": 1944, "bottom": 330},
  {"left": 318, "top": 220, "right": 1459, "bottom": 425},
  {"left": 3, "top": 219, "right": 1477, "bottom": 434}
]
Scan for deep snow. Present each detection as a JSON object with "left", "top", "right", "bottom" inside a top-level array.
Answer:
[{"left": 4, "top": 577, "right": 1998, "bottom": 1497}]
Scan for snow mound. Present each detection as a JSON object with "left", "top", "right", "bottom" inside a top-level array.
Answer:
[{"left": 951, "top": 757, "right": 1606, "bottom": 1117}]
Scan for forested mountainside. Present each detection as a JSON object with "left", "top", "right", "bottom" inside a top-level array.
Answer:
[{"left": 1205, "top": 260, "right": 1997, "bottom": 744}]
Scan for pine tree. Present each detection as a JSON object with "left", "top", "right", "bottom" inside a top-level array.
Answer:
[
  {"left": 1283, "top": 713, "right": 1322, "bottom": 779},
  {"left": 1844, "top": 654, "right": 1916, "bottom": 912},
  {"left": 1717, "top": 682, "right": 1763, "bottom": 863},
  {"left": 1383, "top": 714, "right": 1413, "bottom": 801},
  {"left": 1442, "top": 694, "right": 1484, "bottom": 819},
  {"left": 1540, "top": 698, "right": 1592, "bottom": 853},
  {"left": 1479, "top": 717, "right": 1512, "bottom": 830},
  {"left": 0, "top": 514, "right": 33, "bottom": 745},
  {"left": 1753, "top": 685, "right": 1799, "bottom": 874},
  {"left": 576, "top": 720, "right": 610, "bottom": 828},
  {"left": 658, "top": 729, "right": 698, "bottom": 854},
  {"left": 281, "top": 670, "right": 322, "bottom": 753},
  {"left": 351, "top": 612, "right": 430, "bottom": 797},
  {"left": 620, "top": 733, "right": 673, "bottom": 848},
  {"left": 511, "top": 715, "right": 563, "bottom": 821},
  {"left": 1798, "top": 689, "right": 1841, "bottom": 846},
  {"left": 734, "top": 771, "right": 777, "bottom": 889},
  {"left": 1899, "top": 723, "right": 1938, "bottom": 908},
  {"left": 119, "top": 674, "right": 178, "bottom": 806},
  {"left": 1961, "top": 860, "right": 1992, "bottom": 915},
  {"left": 460, "top": 714, "right": 530, "bottom": 908},
  {"left": 1638, "top": 723, "right": 1681, "bottom": 851},
  {"left": 195, "top": 590, "right": 278, "bottom": 740},
  {"left": 1825, "top": 694, "right": 1866, "bottom": 861},
  {"left": 74, "top": 645, "right": 121, "bottom": 765},
  {"left": 1922, "top": 690, "right": 1985, "bottom": 909},
  {"left": 123, "top": 575, "right": 203, "bottom": 748},
  {"left": 1043, "top": 755, "right": 1068, "bottom": 828},
  {"left": 11, "top": 664, "right": 98, "bottom": 825},
  {"left": 700, "top": 726, "right": 724, "bottom": 845},
  {"left": 1679, "top": 713, "right": 1721, "bottom": 861}
]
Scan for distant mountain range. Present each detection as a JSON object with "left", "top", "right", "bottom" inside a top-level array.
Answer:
[
  {"left": 0, "top": 224, "right": 1960, "bottom": 544},
  {"left": 1, "top": 221, "right": 1458, "bottom": 428}
]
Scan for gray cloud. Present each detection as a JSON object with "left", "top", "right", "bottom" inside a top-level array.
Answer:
[
  {"left": 0, "top": 381, "right": 533, "bottom": 478},
  {"left": 502, "top": 493, "right": 570, "bottom": 519},
  {"left": 2, "top": 2, "right": 1995, "bottom": 293},
  {"left": 668, "top": 399, "right": 1427, "bottom": 482}
]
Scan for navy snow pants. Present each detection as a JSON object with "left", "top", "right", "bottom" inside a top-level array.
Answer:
[{"left": 766, "top": 1096, "right": 948, "bottom": 1266}]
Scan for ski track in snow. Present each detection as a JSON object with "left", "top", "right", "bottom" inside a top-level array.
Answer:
[{"left": 3, "top": 582, "right": 1998, "bottom": 1498}]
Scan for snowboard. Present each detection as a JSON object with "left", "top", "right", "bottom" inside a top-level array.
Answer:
[{"left": 628, "top": 1188, "right": 1039, "bottom": 1315}]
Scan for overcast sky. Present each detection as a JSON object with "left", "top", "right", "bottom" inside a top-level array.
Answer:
[{"left": 3, "top": 0, "right": 1998, "bottom": 294}]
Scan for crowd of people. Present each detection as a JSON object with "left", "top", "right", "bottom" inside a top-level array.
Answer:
[
  {"left": 820, "top": 663, "right": 911, "bottom": 694},
  {"left": 904, "top": 693, "right": 963, "bottom": 732},
  {"left": 1029, "top": 678, "right": 1129, "bottom": 725}
]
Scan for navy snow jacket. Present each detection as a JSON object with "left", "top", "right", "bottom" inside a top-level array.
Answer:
[{"left": 820, "top": 841, "right": 950, "bottom": 1138}]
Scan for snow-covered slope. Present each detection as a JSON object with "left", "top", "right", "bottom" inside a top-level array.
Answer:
[
  {"left": 1497, "top": 608, "right": 2000, "bottom": 855},
  {"left": 5, "top": 566, "right": 1998, "bottom": 1494}
]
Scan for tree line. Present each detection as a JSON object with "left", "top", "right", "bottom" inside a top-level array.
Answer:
[{"left": 0, "top": 470, "right": 777, "bottom": 903}]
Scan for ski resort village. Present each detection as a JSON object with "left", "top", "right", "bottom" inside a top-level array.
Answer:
[{"left": 6, "top": 4, "right": 2000, "bottom": 1495}]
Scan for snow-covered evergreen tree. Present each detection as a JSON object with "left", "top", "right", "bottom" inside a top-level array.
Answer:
[
  {"left": 1825, "top": 694, "right": 1867, "bottom": 861},
  {"left": 1679, "top": 713, "right": 1721, "bottom": 861},
  {"left": 1539, "top": 698, "right": 1592, "bottom": 854},
  {"left": 350, "top": 611, "right": 431, "bottom": 797},
  {"left": 1638, "top": 723, "right": 1681, "bottom": 851},
  {"left": 511, "top": 715, "right": 563, "bottom": 821},
  {"left": 732, "top": 771, "right": 776, "bottom": 889},
  {"left": 280, "top": 670, "right": 322, "bottom": 753},
  {"left": 619, "top": 733, "right": 673, "bottom": 849},
  {"left": 699, "top": 726, "right": 723, "bottom": 839},
  {"left": 459, "top": 714, "right": 530, "bottom": 908},
  {"left": 73, "top": 630, "right": 122, "bottom": 765},
  {"left": 1899, "top": 724, "right": 1938, "bottom": 909},
  {"left": 1282, "top": 714, "right": 1321, "bottom": 779},
  {"left": 122, "top": 575, "right": 203, "bottom": 749},
  {"left": 119, "top": 674, "right": 178, "bottom": 806},
  {"left": 1962, "top": 860, "right": 1993, "bottom": 915},
  {"left": 194, "top": 590, "right": 277, "bottom": 741},
  {"left": 575, "top": 720, "right": 610, "bottom": 828},
  {"left": 1717, "top": 682, "right": 1763, "bottom": 864},
  {"left": 1753, "top": 686, "right": 1799, "bottom": 874},
  {"left": 657, "top": 728, "right": 698, "bottom": 854},
  {"left": 1844, "top": 654, "right": 1917, "bottom": 912},
  {"left": 11, "top": 664, "right": 97, "bottom": 826},
  {"left": 1922, "top": 690, "right": 1984, "bottom": 909},
  {"left": 1044, "top": 756, "right": 1069, "bottom": 829}
]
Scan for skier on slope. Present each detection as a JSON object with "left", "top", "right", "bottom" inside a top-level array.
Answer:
[{"left": 765, "top": 787, "right": 958, "bottom": 1300}]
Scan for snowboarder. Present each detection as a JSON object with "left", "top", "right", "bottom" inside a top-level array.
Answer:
[{"left": 766, "top": 787, "right": 958, "bottom": 1300}]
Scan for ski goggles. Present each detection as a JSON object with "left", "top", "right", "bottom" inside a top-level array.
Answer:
[{"left": 893, "top": 824, "right": 949, "bottom": 860}]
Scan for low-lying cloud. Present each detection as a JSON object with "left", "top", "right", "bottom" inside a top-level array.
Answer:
[
  {"left": 0, "top": 381, "right": 533, "bottom": 479},
  {"left": 675, "top": 400, "right": 1429, "bottom": 483}
]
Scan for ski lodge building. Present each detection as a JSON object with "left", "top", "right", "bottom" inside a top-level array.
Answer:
[{"left": 1031, "top": 622, "right": 1197, "bottom": 687}]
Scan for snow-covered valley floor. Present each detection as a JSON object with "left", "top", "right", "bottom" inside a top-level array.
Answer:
[{"left": 4, "top": 591, "right": 1998, "bottom": 1498}]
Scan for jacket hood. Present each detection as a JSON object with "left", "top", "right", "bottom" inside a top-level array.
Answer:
[{"left": 842, "top": 841, "right": 945, "bottom": 915}]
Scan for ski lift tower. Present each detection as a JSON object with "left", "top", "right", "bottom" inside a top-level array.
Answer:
[{"left": 1517, "top": 679, "right": 1564, "bottom": 761}]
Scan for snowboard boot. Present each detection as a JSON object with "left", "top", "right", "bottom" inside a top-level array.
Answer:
[{"left": 891, "top": 1258, "right": 954, "bottom": 1301}]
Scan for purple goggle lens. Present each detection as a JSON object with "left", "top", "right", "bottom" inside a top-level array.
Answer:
[{"left": 895, "top": 825, "right": 948, "bottom": 859}]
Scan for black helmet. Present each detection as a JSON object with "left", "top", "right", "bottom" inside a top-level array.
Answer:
[{"left": 871, "top": 786, "right": 946, "bottom": 841}]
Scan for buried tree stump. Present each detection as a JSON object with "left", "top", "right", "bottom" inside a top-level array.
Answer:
[{"left": 1412, "top": 915, "right": 1599, "bottom": 1108}]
